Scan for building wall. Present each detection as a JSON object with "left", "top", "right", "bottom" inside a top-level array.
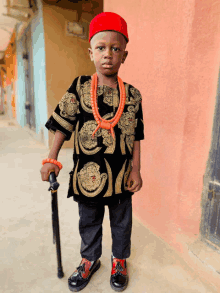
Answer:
[
  {"left": 16, "top": 33, "right": 26, "bottom": 127},
  {"left": 42, "top": 3, "right": 102, "bottom": 148},
  {"left": 4, "top": 32, "right": 16, "bottom": 119},
  {"left": 31, "top": 0, "right": 48, "bottom": 146},
  {"left": 104, "top": 0, "right": 220, "bottom": 252},
  {"left": 16, "top": 0, "right": 48, "bottom": 144}
]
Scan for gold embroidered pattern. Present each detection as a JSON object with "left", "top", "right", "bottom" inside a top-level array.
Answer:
[
  {"left": 77, "top": 162, "right": 107, "bottom": 197},
  {"left": 126, "top": 135, "right": 135, "bottom": 154},
  {"left": 73, "top": 159, "right": 79, "bottom": 195},
  {"left": 103, "top": 158, "right": 113, "bottom": 197},
  {"left": 59, "top": 92, "right": 80, "bottom": 120},
  {"left": 75, "top": 120, "right": 80, "bottom": 154},
  {"left": 97, "top": 85, "right": 104, "bottom": 96},
  {"left": 120, "top": 133, "right": 126, "bottom": 155},
  {"left": 52, "top": 112, "right": 73, "bottom": 132},
  {"left": 102, "top": 86, "right": 119, "bottom": 108},
  {"left": 118, "top": 106, "right": 136, "bottom": 154},
  {"left": 102, "top": 113, "right": 116, "bottom": 154},
  {"left": 80, "top": 79, "right": 93, "bottom": 113},
  {"left": 78, "top": 120, "right": 102, "bottom": 155},
  {"left": 124, "top": 160, "right": 132, "bottom": 190},
  {"left": 118, "top": 106, "right": 136, "bottom": 136},
  {"left": 130, "top": 87, "right": 142, "bottom": 113},
  {"left": 130, "top": 87, "right": 142, "bottom": 103},
  {"left": 72, "top": 132, "right": 75, "bottom": 154},
  {"left": 115, "top": 160, "right": 127, "bottom": 194},
  {"left": 125, "top": 83, "right": 129, "bottom": 99},
  {"left": 76, "top": 76, "right": 81, "bottom": 96}
]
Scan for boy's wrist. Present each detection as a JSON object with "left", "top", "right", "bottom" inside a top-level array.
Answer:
[
  {"left": 48, "top": 151, "right": 58, "bottom": 160},
  {"left": 132, "top": 166, "right": 140, "bottom": 172}
]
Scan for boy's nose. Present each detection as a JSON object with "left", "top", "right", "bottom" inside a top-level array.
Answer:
[{"left": 104, "top": 48, "right": 112, "bottom": 58}]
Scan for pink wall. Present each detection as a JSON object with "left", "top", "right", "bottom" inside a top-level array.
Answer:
[{"left": 104, "top": 0, "right": 220, "bottom": 252}]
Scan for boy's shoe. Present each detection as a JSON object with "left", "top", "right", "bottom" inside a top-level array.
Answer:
[
  {"left": 68, "top": 258, "right": 101, "bottom": 292},
  {"left": 110, "top": 256, "right": 128, "bottom": 292}
]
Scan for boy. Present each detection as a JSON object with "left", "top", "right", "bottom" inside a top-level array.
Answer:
[{"left": 41, "top": 12, "right": 144, "bottom": 292}]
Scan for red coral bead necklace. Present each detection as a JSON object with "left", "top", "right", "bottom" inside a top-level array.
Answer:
[{"left": 90, "top": 72, "right": 126, "bottom": 139}]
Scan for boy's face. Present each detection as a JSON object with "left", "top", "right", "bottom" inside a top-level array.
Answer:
[{"left": 88, "top": 31, "right": 128, "bottom": 77}]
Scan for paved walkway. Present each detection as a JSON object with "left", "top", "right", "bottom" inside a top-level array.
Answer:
[{"left": 0, "top": 115, "right": 218, "bottom": 293}]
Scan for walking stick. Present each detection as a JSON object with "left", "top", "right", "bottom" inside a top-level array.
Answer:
[{"left": 48, "top": 171, "right": 64, "bottom": 278}]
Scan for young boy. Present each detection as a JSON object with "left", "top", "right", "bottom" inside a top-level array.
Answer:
[{"left": 41, "top": 12, "right": 144, "bottom": 292}]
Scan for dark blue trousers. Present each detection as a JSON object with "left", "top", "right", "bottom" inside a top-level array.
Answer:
[{"left": 78, "top": 196, "right": 132, "bottom": 261}]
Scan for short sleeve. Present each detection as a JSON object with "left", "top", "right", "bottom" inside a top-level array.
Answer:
[
  {"left": 135, "top": 102, "right": 144, "bottom": 140},
  {"left": 45, "top": 77, "right": 80, "bottom": 141},
  {"left": 130, "top": 87, "right": 145, "bottom": 141}
]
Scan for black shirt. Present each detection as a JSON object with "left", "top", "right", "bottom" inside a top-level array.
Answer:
[{"left": 45, "top": 75, "right": 144, "bottom": 205}]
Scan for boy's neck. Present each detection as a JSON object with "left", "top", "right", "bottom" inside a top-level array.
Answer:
[{"left": 96, "top": 72, "right": 118, "bottom": 89}]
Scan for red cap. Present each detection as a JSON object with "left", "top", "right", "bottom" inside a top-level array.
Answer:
[{"left": 89, "top": 12, "right": 129, "bottom": 43}]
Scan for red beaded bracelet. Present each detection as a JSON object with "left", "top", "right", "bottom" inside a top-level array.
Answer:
[{"left": 42, "top": 158, "right": 63, "bottom": 170}]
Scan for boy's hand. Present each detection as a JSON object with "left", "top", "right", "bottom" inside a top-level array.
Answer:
[
  {"left": 40, "top": 163, "right": 60, "bottom": 182},
  {"left": 126, "top": 170, "right": 143, "bottom": 192}
]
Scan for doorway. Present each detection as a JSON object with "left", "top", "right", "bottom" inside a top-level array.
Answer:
[
  {"left": 22, "top": 24, "right": 36, "bottom": 131},
  {"left": 201, "top": 69, "right": 220, "bottom": 247}
]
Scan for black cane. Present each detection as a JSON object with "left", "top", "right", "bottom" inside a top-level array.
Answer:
[{"left": 48, "top": 171, "right": 64, "bottom": 278}]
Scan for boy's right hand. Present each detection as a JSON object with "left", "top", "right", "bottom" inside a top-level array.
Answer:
[{"left": 40, "top": 163, "right": 60, "bottom": 182}]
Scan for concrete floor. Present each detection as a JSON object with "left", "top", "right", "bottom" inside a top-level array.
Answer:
[{"left": 0, "top": 114, "right": 218, "bottom": 293}]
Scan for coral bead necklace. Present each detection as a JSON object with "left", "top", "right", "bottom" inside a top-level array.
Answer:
[{"left": 90, "top": 72, "right": 126, "bottom": 139}]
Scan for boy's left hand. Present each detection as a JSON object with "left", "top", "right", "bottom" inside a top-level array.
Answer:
[{"left": 126, "top": 170, "right": 143, "bottom": 192}]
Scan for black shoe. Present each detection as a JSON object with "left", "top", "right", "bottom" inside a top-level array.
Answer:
[
  {"left": 110, "top": 256, "right": 128, "bottom": 292},
  {"left": 68, "top": 258, "right": 101, "bottom": 292}
]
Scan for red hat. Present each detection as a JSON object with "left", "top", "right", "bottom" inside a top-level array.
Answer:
[{"left": 89, "top": 12, "right": 129, "bottom": 43}]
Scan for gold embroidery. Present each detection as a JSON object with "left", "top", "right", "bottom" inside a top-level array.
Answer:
[
  {"left": 118, "top": 106, "right": 136, "bottom": 136},
  {"left": 72, "top": 132, "right": 75, "bottom": 154},
  {"left": 103, "top": 86, "right": 119, "bottom": 108},
  {"left": 76, "top": 76, "right": 81, "bottom": 96},
  {"left": 75, "top": 120, "right": 80, "bottom": 154},
  {"left": 77, "top": 115, "right": 116, "bottom": 155},
  {"left": 77, "top": 162, "right": 107, "bottom": 197},
  {"left": 103, "top": 158, "right": 113, "bottom": 197},
  {"left": 97, "top": 86, "right": 104, "bottom": 96},
  {"left": 80, "top": 80, "right": 93, "bottom": 113},
  {"left": 130, "top": 87, "right": 142, "bottom": 102},
  {"left": 102, "top": 113, "right": 116, "bottom": 154},
  {"left": 126, "top": 135, "right": 135, "bottom": 154},
  {"left": 124, "top": 160, "right": 132, "bottom": 190},
  {"left": 78, "top": 120, "right": 102, "bottom": 155},
  {"left": 120, "top": 133, "right": 126, "bottom": 155},
  {"left": 113, "top": 90, "right": 119, "bottom": 114},
  {"left": 115, "top": 160, "right": 127, "bottom": 194},
  {"left": 124, "top": 83, "right": 129, "bottom": 99},
  {"left": 130, "top": 87, "right": 142, "bottom": 113},
  {"left": 102, "top": 129, "right": 115, "bottom": 154},
  {"left": 73, "top": 159, "right": 79, "bottom": 195},
  {"left": 59, "top": 92, "right": 80, "bottom": 120},
  {"left": 52, "top": 112, "right": 73, "bottom": 132}
]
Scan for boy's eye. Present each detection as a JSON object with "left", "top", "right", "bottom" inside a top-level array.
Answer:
[
  {"left": 112, "top": 47, "right": 120, "bottom": 52},
  {"left": 97, "top": 46, "right": 104, "bottom": 51}
]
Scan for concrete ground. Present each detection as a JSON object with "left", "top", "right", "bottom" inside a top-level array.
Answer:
[{"left": 0, "top": 114, "right": 218, "bottom": 293}]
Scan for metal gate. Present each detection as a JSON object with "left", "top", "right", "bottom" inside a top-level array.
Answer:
[
  {"left": 22, "top": 24, "right": 36, "bottom": 131},
  {"left": 201, "top": 68, "right": 220, "bottom": 247}
]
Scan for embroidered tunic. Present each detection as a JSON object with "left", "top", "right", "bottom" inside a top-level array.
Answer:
[{"left": 45, "top": 75, "right": 144, "bottom": 205}]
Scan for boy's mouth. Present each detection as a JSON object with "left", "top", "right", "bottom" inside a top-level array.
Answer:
[{"left": 102, "top": 63, "right": 113, "bottom": 69}]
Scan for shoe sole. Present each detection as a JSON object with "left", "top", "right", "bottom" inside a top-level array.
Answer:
[
  {"left": 68, "top": 260, "right": 101, "bottom": 292},
  {"left": 110, "top": 277, "right": 129, "bottom": 292}
]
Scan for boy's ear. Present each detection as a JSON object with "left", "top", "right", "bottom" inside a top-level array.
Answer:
[
  {"left": 88, "top": 48, "right": 94, "bottom": 61},
  {"left": 121, "top": 50, "right": 128, "bottom": 64}
]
